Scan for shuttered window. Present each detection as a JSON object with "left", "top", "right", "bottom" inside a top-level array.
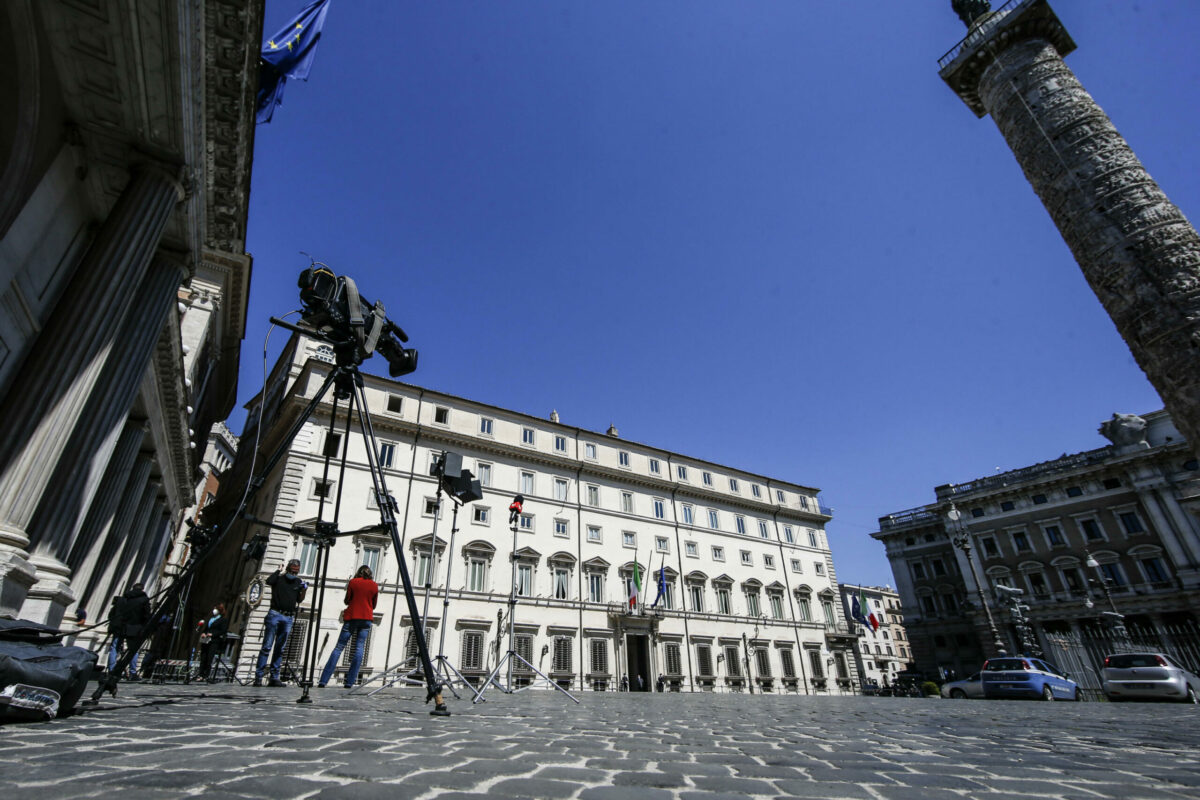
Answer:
[
  {"left": 664, "top": 643, "right": 681, "bottom": 675},
  {"left": 461, "top": 631, "right": 484, "bottom": 671},
  {"left": 695, "top": 644, "right": 714, "bottom": 676},
  {"left": 780, "top": 649, "right": 796, "bottom": 678},
  {"left": 514, "top": 635, "right": 533, "bottom": 673},
  {"left": 755, "top": 648, "right": 772, "bottom": 677},
  {"left": 590, "top": 639, "right": 608, "bottom": 674},
  {"left": 724, "top": 646, "right": 742, "bottom": 677},
  {"left": 552, "top": 637, "right": 573, "bottom": 673}
]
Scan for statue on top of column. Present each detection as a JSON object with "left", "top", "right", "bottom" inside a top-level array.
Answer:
[{"left": 951, "top": 0, "right": 992, "bottom": 27}]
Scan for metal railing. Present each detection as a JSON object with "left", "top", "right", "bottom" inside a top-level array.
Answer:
[
  {"left": 937, "top": 0, "right": 1030, "bottom": 70},
  {"left": 937, "top": 445, "right": 1112, "bottom": 499},
  {"left": 878, "top": 506, "right": 941, "bottom": 531}
]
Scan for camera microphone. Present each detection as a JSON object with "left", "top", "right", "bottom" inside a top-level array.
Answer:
[{"left": 509, "top": 495, "right": 524, "bottom": 525}]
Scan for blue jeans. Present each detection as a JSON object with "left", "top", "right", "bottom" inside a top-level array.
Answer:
[
  {"left": 319, "top": 619, "right": 371, "bottom": 687},
  {"left": 255, "top": 610, "right": 294, "bottom": 680},
  {"left": 107, "top": 637, "right": 139, "bottom": 676}
]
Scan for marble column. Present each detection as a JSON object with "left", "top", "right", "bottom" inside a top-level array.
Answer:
[
  {"left": 20, "top": 254, "right": 187, "bottom": 624},
  {"left": 76, "top": 455, "right": 155, "bottom": 615},
  {"left": 0, "top": 164, "right": 183, "bottom": 616},
  {"left": 65, "top": 419, "right": 148, "bottom": 605},
  {"left": 104, "top": 485, "right": 163, "bottom": 607}
]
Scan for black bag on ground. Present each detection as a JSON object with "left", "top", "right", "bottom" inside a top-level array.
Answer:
[{"left": 0, "top": 619, "right": 97, "bottom": 720}]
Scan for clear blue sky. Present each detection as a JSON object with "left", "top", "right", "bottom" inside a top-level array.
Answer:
[{"left": 238, "top": 1, "right": 1200, "bottom": 589}]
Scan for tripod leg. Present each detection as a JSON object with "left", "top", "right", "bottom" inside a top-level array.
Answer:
[{"left": 511, "top": 652, "right": 580, "bottom": 703}]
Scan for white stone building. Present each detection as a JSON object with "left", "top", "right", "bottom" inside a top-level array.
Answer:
[
  {"left": 837, "top": 583, "right": 913, "bottom": 690},
  {"left": 197, "top": 335, "right": 856, "bottom": 694}
]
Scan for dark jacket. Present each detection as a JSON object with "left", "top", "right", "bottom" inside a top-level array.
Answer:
[{"left": 112, "top": 587, "right": 152, "bottom": 638}]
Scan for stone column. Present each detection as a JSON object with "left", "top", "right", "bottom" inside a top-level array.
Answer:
[
  {"left": 76, "top": 455, "right": 155, "bottom": 615},
  {"left": 0, "top": 164, "right": 183, "bottom": 616},
  {"left": 940, "top": 5, "right": 1200, "bottom": 459},
  {"left": 20, "top": 255, "right": 186, "bottom": 624},
  {"left": 105, "top": 485, "right": 163, "bottom": 605}
]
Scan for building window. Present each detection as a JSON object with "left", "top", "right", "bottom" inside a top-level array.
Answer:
[
  {"left": 361, "top": 546, "right": 381, "bottom": 576},
  {"left": 797, "top": 595, "right": 812, "bottom": 621},
  {"left": 587, "top": 526, "right": 601, "bottom": 543},
  {"left": 554, "top": 478, "right": 568, "bottom": 502},
  {"left": 971, "top": 507, "right": 985, "bottom": 518},
  {"left": 735, "top": 516, "right": 746, "bottom": 535},
  {"left": 769, "top": 593, "right": 783, "bottom": 619},
  {"left": 551, "top": 568, "right": 573, "bottom": 606},
  {"left": 552, "top": 637, "right": 573, "bottom": 673},
  {"left": 702, "top": 471, "right": 713, "bottom": 486},
  {"left": 712, "top": 546, "right": 724, "bottom": 562},
  {"left": 621, "top": 492, "right": 633, "bottom": 513},
  {"left": 981, "top": 537, "right": 998, "bottom": 558},
  {"left": 374, "top": 441, "right": 394, "bottom": 468},
  {"left": 655, "top": 536, "right": 669, "bottom": 553},
  {"left": 708, "top": 509, "right": 720, "bottom": 529},
  {"left": 517, "top": 564, "right": 533, "bottom": 596},
  {"left": 1032, "top": 493, "right": 1047, "bottom": 505},
  {"left": 467, "top": 557, "right": 488, "bottom": 592},
  {"left": 1142, "top": 557, "right": 1169, "bottom": 584},
  {"left": 791, "top": 559, "right": 802, "bottom": 573},
  {"left": 755, "top": 648, "right": 772, "bottom": 677},
  {"left": 716, "top": 587, "right": 731, "bottom": 614},
  {"left": 386, "top": 394, "right": 403, "bottom": 414},
  {"left": 682, "top": 505, "right": 694, "bottom": 525},
  {"left": 414, "top": 552, "right": 432, "bottom": 586},
  {"left": 779, "top": 649, "right": 796, "bottom": 679},
  {"left": 912, "top": 562, "right": 926, "bottom": 580},
  {"left": 725, "top": 646, "right": 742, "bottom": 677},
  {"left": 519, "top": 514, "right": 534, "bottom": 531},
  {"left": 554, "top": 518, "right": 569, "bottom": 538},
  {"left": 619, "top": 451, "right": 630, "bottom": 468},
  {"left": 821, "top": 599, "right": 835, "bottom": 623},
  {"left": 764, "top": 522, "right": 774, "bottom": 540},
  {"left": 590, "top": 639, "right": 608, "bottom": 673},
  {"left": 1012, "top": 531, "right": 1030, "bottom": 552},
  {"left": 555, "top": 435, "right": 567, "bottom": 452},
  {"left": 649, "top": 458, "right": 660, "bottom": 474},
  {"left": 622, "top": 531, "right": 636, "bottom": 548},
  {"left": 298, "top": 539, "right": 318, "bottom": 575},
  {"left": 814, "top": 562, "right": 825, "bottom": 575},
  {"left": 520, "top": 471, "right": 535, "bottom": 495},
  {"left": 1000, "top": 501, "right": 1015, "bottom": 512},
  {"left": 460, "top": 630, "right": 484, "bottom": 671},
  {"left": 751, "top": 484, "right": 761, "bottom": 498},
  {"left": 921, "top": 596, "right": 937, "bottom": 615},
  {"left": 1066, "top": 486, "right": 1083, "bottom": 498},
  {"left": 585, "top": 443, "right": 597, "bottom": 459},
  {"left": 587, "top": 485, "right": 600, "bottom": 507},
  {"left": 423, "top": 498, "right": 440, "bottom": 517},
  {"left": 477, "top": 463, "right": 491, "bottom": 487},
  {"left": 763, "top": 554, "right": 775, "bottom": 569},
  {"left": 740, "top": 551, "right": 753, "bottom": 566},
  {"left": 1103, "top": 477, "right": 1121, "bottom": 490},
  {"left": 932, "top": 558, "right": 947, "bottom": 576},
  {"left": 1044, "top": 525, "right": 1065, "bottom": 547},
  {"left": 729, "top": 478, "right": 739, "bottom": 493},
  {"left": 653, "top": 499, "right": 665, "bottom": 519},
  {"left": 1028, "top": 572, "right": 1048, "bottom": 596},
  {"left": 689, "top": 584, "right": 704, "bottom": 612},
  {"left": 677, "top": 465, "right": 688, "bottom": 480},
  {"left": 473, "top": 506, "right": 490, "bottom": 525},
  {"left": 1099, "top": 562, "right": 1126, "bottom": 587},
  {"left": 776, "top": 490, "right": 785, "bottom": 503},
  {"left": 522, "top": 427, "right": 535, "bottom": 446},
  {"left": 322, "top": 431, "right": 342, "bottom": 458},
  {"left": 1119, "top": 512, "right": 1146, "bottom": 535},
  {"left": 588, "top": 573, "right": 604, "bottom": 602},
  {"left": 808, "top": 530, "right": 818, "bottom": 547},
  {"left": 312, "top": 478, "right": 334, "bottom": 500},
  {"left": 696, "top": 644, "right": 714, "bottom": 677},
  {"left": 664, "top": 642, "right": 682, "bottom": 675},
  {"left": 1080, "top": 519, "right": 1104, "bottom": 541},
  {"left": 685, "top": 541, "right": 698, "bottom": 557},
  {"left": 434, "top": 407, "right": 449, "bottom": 425},
  {"left": 480, "top": 417, "right": 494, "bottom": 436}
]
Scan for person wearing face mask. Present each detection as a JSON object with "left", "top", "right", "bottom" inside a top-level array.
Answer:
[
  {"left": 197, "top": 603, "right": 228, "bottom": 682},
  {"left": 254, "top": 559, "right": 308, "bottom": 687}
]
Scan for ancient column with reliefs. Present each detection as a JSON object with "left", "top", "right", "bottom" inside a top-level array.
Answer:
[
  {"left": 0, "top": 164, "right": 184, "bottom": 617},
  {"left": 20, "top": 253, "right": 189, "bottom": 625},
  {"left": 939, "top": 1, "right": 1200, "bottom": 458}
]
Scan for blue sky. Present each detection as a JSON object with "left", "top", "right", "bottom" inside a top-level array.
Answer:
[{"left": 239, "top": 1, "right": 1200, "bottom": 588}]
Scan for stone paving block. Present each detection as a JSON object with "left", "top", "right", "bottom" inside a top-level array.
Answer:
[
  {"left": 686, "top": 776, "right": 778, "bottom": 794},
  {"left": 312, "top": 781, "right": 425, "bottom": 800},
  {"left": 654, "top": 760, "right": 731, "bottom": 776},
  {"left": 488, "top": 777, "right": 590, "bottom": 797},
  {"left": 772, "top": 779, "right": 876, "bottom": 799},
  {"left": 215, "top": 774, "right": 332, "bottom": 797},
  {"left": 579, "top": 787, "right": 675, "bottom": 800},
  {"left": 610, "top": 770, "right": 689, "bottom": 788},
  {"left": 886, "top": 772, "right": 988, "bottom": 791}
]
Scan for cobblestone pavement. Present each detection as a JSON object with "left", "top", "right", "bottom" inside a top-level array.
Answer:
[{"left": 2, "top": 683, "right": 1199, "bottom": 800}]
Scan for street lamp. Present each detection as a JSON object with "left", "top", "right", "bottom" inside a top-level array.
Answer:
[
  {"left": 946, "top": 503, "right": 1007, "bottom": 657},
  {"left": 1083, "top": 548, "right": 1130, "bottom": 646}
]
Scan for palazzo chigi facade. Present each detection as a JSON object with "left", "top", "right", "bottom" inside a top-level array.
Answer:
[
  {"left": 0, "top": 1, "right": 257, "bottom": 631},
  {"left": 195, "top": 335, "right": 856, "bottom": 694}
]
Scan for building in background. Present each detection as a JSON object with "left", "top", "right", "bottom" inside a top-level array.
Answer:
[
  {"left": 838, "top": 583, "right": 913, "bottom": 689},
  {"left": 872, "top": 410, "right": 1200, "bottom": 680},
  {"left": 194, "top": 334, "right": 855, "bottom": 694},
  {"left": 0, "top": 1, "right": 257, "bottom": 629}
]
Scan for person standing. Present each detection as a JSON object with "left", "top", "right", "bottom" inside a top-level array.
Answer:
[
  {"left": 197, "top": 603, "right": 229, "bottom": 682},
  {"left": 108, "top": 582, "right": 151, "bottom": 679},
  {"left": 254, "top": 559, "right": 308, "bottom": 687},
  {"left": 318, "top": 565, "right": 378, "bottom": 688}
]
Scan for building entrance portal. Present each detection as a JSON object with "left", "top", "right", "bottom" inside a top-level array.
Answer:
[{"left": 625, "top": 633, "right": 651, "bottom": 691}]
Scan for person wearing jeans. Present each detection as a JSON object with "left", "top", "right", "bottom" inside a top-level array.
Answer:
[
  {"left": 255, "top": 559, "right": 307, "bottom": 687},
  {"left": 319, "top": 564, "right": 379, "bottom": 688}
]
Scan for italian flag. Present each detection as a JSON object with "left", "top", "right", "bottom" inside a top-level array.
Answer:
[
  {"left": 860, "top": 588, "right": 879, "bottom": 631},
  {"left": 628, "top": 557, "right": 642, "bottom": 611}
]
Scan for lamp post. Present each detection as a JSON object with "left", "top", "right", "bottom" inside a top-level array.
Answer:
[
  {"left": 946, "top": 504, "right": 1007, "bottom": 657},
  {"left": 1083, "top": 548, "right": 1131, "bottom": 646}
]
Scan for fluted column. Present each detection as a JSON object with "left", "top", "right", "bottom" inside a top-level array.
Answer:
[
  {"left": 77, "top": 455, "right": 155, "bottom": 615},
  {"left": 19, "top": 255, "right": 187, "bottom": 624},
  {"left": 0, "top": 164, "right": 183, "bottom": 615},
  {"left": 105, "top": 486, "right": 163, "bottom": 604},
  {"left": 65, "top": 420, "right": 147, "bottom": 600}
]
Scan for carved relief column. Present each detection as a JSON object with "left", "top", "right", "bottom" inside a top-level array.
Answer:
[{"left": 0, "top": 164, "right": 183, "bottom": 616}]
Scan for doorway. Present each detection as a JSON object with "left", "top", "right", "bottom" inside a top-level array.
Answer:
[{"left": 625, "top": 633, "right": 651, "bottom": 691}]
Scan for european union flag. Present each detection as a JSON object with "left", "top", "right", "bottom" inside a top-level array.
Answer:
[{"left": 256, "top": 0, "right": 332, "bottom": 124}]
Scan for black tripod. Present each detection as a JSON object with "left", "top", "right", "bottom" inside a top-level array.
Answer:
[{"left": 91, "top": 319, "right": 448, "bottom": 715}]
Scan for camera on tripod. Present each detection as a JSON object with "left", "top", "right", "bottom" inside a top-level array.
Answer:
[
  {"left": 429, "top": 452, "right": 483, "bottom": 504},
  {"left": 297, "top": 265, "right": 418, "bottom": 376}
]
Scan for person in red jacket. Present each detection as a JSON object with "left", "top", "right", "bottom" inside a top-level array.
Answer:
[{"left": 318, "top": 565, "right": 379, "bottom": 688}]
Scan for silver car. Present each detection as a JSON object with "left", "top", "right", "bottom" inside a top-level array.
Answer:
[
  {"left": 940, "top": 672, "right": 984, "bottom": 699},
  {"left": 1101, "top": 653, "right": 1200, "bottom": 703}
]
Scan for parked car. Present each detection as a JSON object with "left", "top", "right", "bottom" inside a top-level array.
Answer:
[
  {"left": 981, "top": 657, "right": 1079, "bottom": 701},
  {"left": 941, "top": 672, "right": 984, "bottom": 699},
  {"left": 1101, "top": 652, "right": 1200, "bottom": 703}
]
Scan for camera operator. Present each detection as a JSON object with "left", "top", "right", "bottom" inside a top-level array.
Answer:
[
  {"left": 108, "top": 582, "right": 151, "bottom": 680},
  {"left": 254, "top": 559, "right": 308, "bottom": 687},
  {"left": 197, "top": 603, "right": 229, "bottom": 682},
  {"left": 318, "top": 565, "right": 379, "bottom": 688}
]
